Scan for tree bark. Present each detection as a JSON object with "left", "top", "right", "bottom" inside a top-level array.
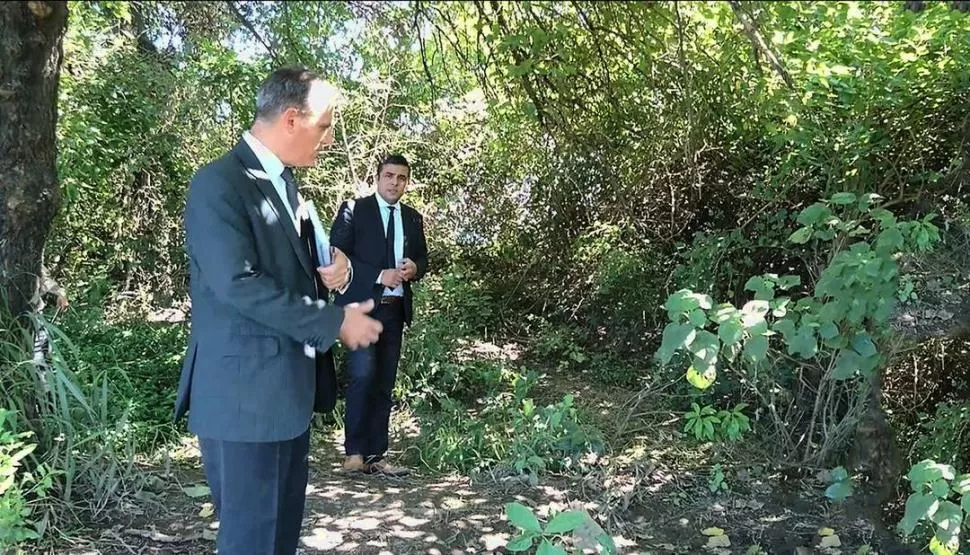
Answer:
[{"left": 0, "top": 1, "right": 68, "bottom": 318}]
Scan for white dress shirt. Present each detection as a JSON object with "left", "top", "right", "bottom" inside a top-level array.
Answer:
[{"left": 375, "top": 194, "right": 405, "bottom": 297}]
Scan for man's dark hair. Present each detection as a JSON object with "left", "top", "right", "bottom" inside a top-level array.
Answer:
[
  {"left": 255, "top": 66, "right": 319, "bottom": 121},
  {"left": 377, "top": 154, "right": 410, "bottom": 176}
]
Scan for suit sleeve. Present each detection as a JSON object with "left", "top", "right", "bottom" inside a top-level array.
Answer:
[
  {"left": 185, "top": 168, "right": 344, "bottom": 350},
  {"left": 330, "top": 200, "right": 382, "bottom": 288},
  {"left": 412, "top": 211, "right": 429, "bottom": 282}
]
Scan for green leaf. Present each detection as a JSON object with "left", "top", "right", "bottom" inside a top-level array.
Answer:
[
  {"left": 819, "top": 321, "right": 840, "bottom": 340},
  {"left": 789, "top": 227, "right": 813, "bottom": 244},
  {"left": 797, "top": 202, "right": 830, "bottom": 226},
  {"left": 931, "top": 501, "right": 963, "bottom": 541},
  {"left": 536, "top": 539, "right": 567, "bottom": 555},
  {"left": 688, "top": 309, "right": 708, "bottom": 328},
  {"left": 830, "top": 192, "right": 857, "bottom": 205},
  {"left": 788, "top": 325, "right": 818, "bottom": 359},
  {"left": 656, "top": 324, "right": 696, "bottom": 365},
  {"left": 932, "top": 479, "right": 952, "bottom": 499},
  {"left": 743, "top": 335, "right": 769, "bottom": 364},
  {"left": 711, "top": 304, "right": 738, "bottom": 323},
  {"left": 951, "top": 474, "right": 970, "bottom": 495},
  {"left": 777, "top": 275, "right": 801, "bottom": 289},
  {"left": 182, "top": 485, "right": 211, "bottom": 498},
  {"left": 772, "top": 318, "right": 797, "bottom": 341},
  {"left": 689, "top": 331, "right": 720, "bottom": 365},
  {"left": 876, "top": 227, "right": 905, "bottom": 254},
  {"left": 825, "top": 480, "right": 853, "bottom": 502},
  {"left": 831, "top": 350, "right": 860, "bottom": 380},
  {"left": 506, "top": 533, "right": 537, "bottom": 552},
  {"left": 718, "top": 319, "right": 743, "bottom": 345},
  {"left": 544, "top": 510, "right": 587, "bottom": 535},
  {"left": 852, "top": 334, "right": 877, "bottom": 358},
  {"left": 686, "top": 365, "right": 716, "bottom": 390},
  {"left": 899, "top": 493, "right": 939, "bottom": 535},
  {"left": 745, "top": 276, "right": 774, "bottom": 300},
  {"left": 830, "top": 466, "right": 850, "bottom": 482},
  {"left": 908, "top": 461, "right": 957, "bottom": 485},
  {"left": 506, "top": 502, "right": 542, "bottom": 534}
]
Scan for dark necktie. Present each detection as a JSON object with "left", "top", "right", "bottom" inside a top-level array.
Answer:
[
  {"left": 282, "top": 169, "right": 325, "bottom": 294},
  {"left": 386, "top": 206, "right": 396, "bottom": 271}
]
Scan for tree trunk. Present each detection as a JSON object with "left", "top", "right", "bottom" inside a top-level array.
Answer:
[{"left": 0, "top": 1, "right": 68, "bottom": 318}]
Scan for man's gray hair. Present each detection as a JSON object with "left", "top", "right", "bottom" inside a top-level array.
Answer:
[{"left": 255, "top": 66, "right": 341, "bottom": 121}]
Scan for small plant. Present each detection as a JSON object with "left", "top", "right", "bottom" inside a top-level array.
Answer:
[
  {"left": 823, "top": 466, "right": 855, "bottom": 502},
  {"left": 718, "top": 403, "right": 751, "bottom": 441},
  {"left": 898, "top": 460, "right": 969, "bottom": 555},
  {"left": 684, "top": 403, "right": 720, "bottom": 442},
  {"left": 709, "top": 464, "right": 729, "bottom": 494},
  {"left": 505, "top": 502, "right": 616, "bottom": 554},
  {"left": 0, "top": 409, "right": 54, "bottom": 550}
]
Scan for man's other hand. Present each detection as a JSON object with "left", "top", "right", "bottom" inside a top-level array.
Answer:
[
  {"left": 339, "top": 300, "right": 382, "bottom": 350},
  {"left": 399, "top": 258, "right": 418, "bottom": 281},
  {"left": 318, "top": 247, "right": 350, "bottom": 290},
  {"left": 380, "top": 269, "right": 404, "bottom": 288}
]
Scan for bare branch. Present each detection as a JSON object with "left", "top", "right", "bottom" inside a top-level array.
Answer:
[{"left": 728, "top": 1, "right": 795, "bottom": 91}]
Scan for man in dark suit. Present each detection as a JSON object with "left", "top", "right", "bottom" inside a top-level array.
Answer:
[
  {"left": 175, "top": 66, "right": 383, "bottom": 555},
  {"left": 330, "top": 154, "right": 428, "bottom": 476}
]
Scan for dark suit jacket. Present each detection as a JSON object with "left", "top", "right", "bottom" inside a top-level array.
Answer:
[
  {"left": 174, "top": 140, "right": 344, "bottom": 443},
  {"left": 329, "top": 194, "right": 428, "bottom": 325}
]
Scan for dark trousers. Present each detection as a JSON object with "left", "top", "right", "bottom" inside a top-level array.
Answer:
[
  {"left": 344, "top": 300, "right": 405, "bottom": 462},
  {"left": 199, "top": 428, "right": 310, "bottom": 555}
]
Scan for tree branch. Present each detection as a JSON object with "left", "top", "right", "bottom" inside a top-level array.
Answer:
[
  {"left": 224, "top": 0, "right": 284, "bottom": 66},
  {"left": 728, "top": 1, "right": 795, "bottom": 91}
]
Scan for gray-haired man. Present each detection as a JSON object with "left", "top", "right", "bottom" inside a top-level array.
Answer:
[{"left": 175, "top": 66, "right": 383, "bottom": 554}]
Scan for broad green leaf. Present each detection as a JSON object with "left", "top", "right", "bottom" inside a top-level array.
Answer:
[
  {"left": 686, "top": 365, "right": 716, "bottom": 390},
  {"left": 536, "top": 539, "right": 567, "bottom": 555},
  {"left": 859, "top": 193, "right": 884, "bottom": 209},
  {"left": 951, "top": 474, "right": 970, "bottom": 495},
  {"left": 506, "top": 533, "right": 537, "bottom": 552},
  {"left": 711, "top": 304, "right": 739, "bottom": 323},
  {"left": 664, "top": 290, "right": 700, "bottom": 314},
  {"left": 908, "top": 461, "right": 957, "bottom": 485},
  {"left": 797, "top": 202, "right": 830, "bottom": 226},
  {"left": 718, "top": 319, "right": 743, "bottom": 345},
  {"left": 819, "top": 321, "right": 839, "bottom": 340},
  {"left": 771, "top": 297, "right": 791, "bottom": 317},
  {"left": 544, "top": 510, "right": 587, "bottom": 534},
  {"left": 745, "top": 276, "right": 774, "bottom": 300},
  {"left": 788, "top": 325, "right": 818, "bottom": 359},
  {"left": 870, "top": 207, "right": 896, "bottom": 228},
  {"left": 688, "top": 309, "right": 708, "bottom": 328},
  {"left": 830, "top": 192, "right": 857, "bottom": 205},
  {"left": 899, "top": 493, "right": 939, "bottom": 535},
  {"left": 182, "top": 485, "right": 211, "bottom": 498},
  {"left": 772, "top": 318, "right": 797, "bottom": 341},
  {"left": 789, "top": 227, "right": 813, "bottom": 244},
  {"left": 506, "top": 502, "right": 542, "bottom": 534},
  {"left": 852, "top": 334, "right": 877, "bottom": 358},
  {"left": 932, "top": 479, "right": 952, "bottom": 499},
  {"left": 689, "top": 331, "right": 720, "bottom": 365},
  {"left": 825, "top": 480, "right": 853, "bottom": 502},
  {"left": 743, "top": 335, "right": 769, "bottom": 364},
  {"left": 656, "top": 324, "right": 696, "bottom": 365},
  {"left": 777, "top": 275, "right": 801, "bottom": 289},
  {"left": 830, "top": 466, "right": 850, "bottom": 482},
  {"left": 832, "top": 350, "right": 860, "bottom": 380},
  {"left": 876, "top": 227, "right": 905, "bottom": 254},
  {"left": 931, "top": 501, "right": 963, "bottom": 541}
]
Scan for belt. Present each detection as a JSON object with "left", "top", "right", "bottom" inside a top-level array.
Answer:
[{"left": 380, "top": 296, "right": 403, "bottom": 304}]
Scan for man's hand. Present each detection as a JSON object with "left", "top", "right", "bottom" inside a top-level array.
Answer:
[
  {"left": 317, "top": 247, "right": 351, "bottom": 291},
  {"left": 398, "top": 258, "right": 418, "bottom": 281},
  {"left": 339, "top": 300, "right": 383, "bottom": 350},
  {"left": 56, "top": 294, "right": 69, "bottom": 311},
  {"left": 380, "top": 269, "right": 404, "bottom": 288}
]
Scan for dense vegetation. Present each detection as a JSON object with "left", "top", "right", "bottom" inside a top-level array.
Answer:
[{"left": 2, "top": 1, "right": 970, "bottom": 553}]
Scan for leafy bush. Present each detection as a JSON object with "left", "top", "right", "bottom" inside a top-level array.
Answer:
[
  {"left": 898, "top": 460, "right": 970, "bottom": 555},
  {"left": 656, "top": 192, "right": 941, "bottom": 463},
  {"left": 0, "top": 409, "right": 55, "bottom": 550},
  {"left": 504, "top": 501, "right": 616, "bottom": 555}
]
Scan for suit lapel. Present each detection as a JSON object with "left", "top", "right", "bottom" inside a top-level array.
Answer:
[{"left": 232, "top": 141, "right": 315, "bottom": 281}]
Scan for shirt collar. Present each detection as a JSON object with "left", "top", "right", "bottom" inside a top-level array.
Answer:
[
  {"left": 242, "top": 131, "right": 286, "bottom": 181},
  {"left": 375, "top": 193, "right": 401, "bottom": 211}
]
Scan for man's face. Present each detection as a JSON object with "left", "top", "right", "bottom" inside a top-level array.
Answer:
[
  {"left": 377, "top": 163, "right": 409, "bottom": 204},
  {"left": 281, "top": 81, "right": 336, "bottom": 167}
]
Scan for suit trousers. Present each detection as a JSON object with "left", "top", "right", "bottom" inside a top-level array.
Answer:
[
  {"left": 199, "top": 428, "right": 311, "bottom": 555},
  {"left": 344, "top": 300, "right": 405, "bottom": 462}
]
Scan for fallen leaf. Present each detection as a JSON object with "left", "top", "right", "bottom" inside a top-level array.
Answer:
[
  {"left": 203, "top": 528, "right": 217, "bottom": 541},
  {"left": 795, "top": 547, "right": 814, "bottom": 555},
  {"left": 199, "top": 503, "right": 214, "bottom": 518},
  {"left": 706, "top": 535, "right": 731, "bottom": 548},
  {"left": 702, "top": 527, "right": 725, "bottom": 536},
  {"left": 818, "top": 527, "right": 835, "bottom": 536},
  {"left": 182, "top": 485, "right": 211, "bottom": 498},
  {"left": 819, "top": 534, "right": 842, "bottom": 549}
]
